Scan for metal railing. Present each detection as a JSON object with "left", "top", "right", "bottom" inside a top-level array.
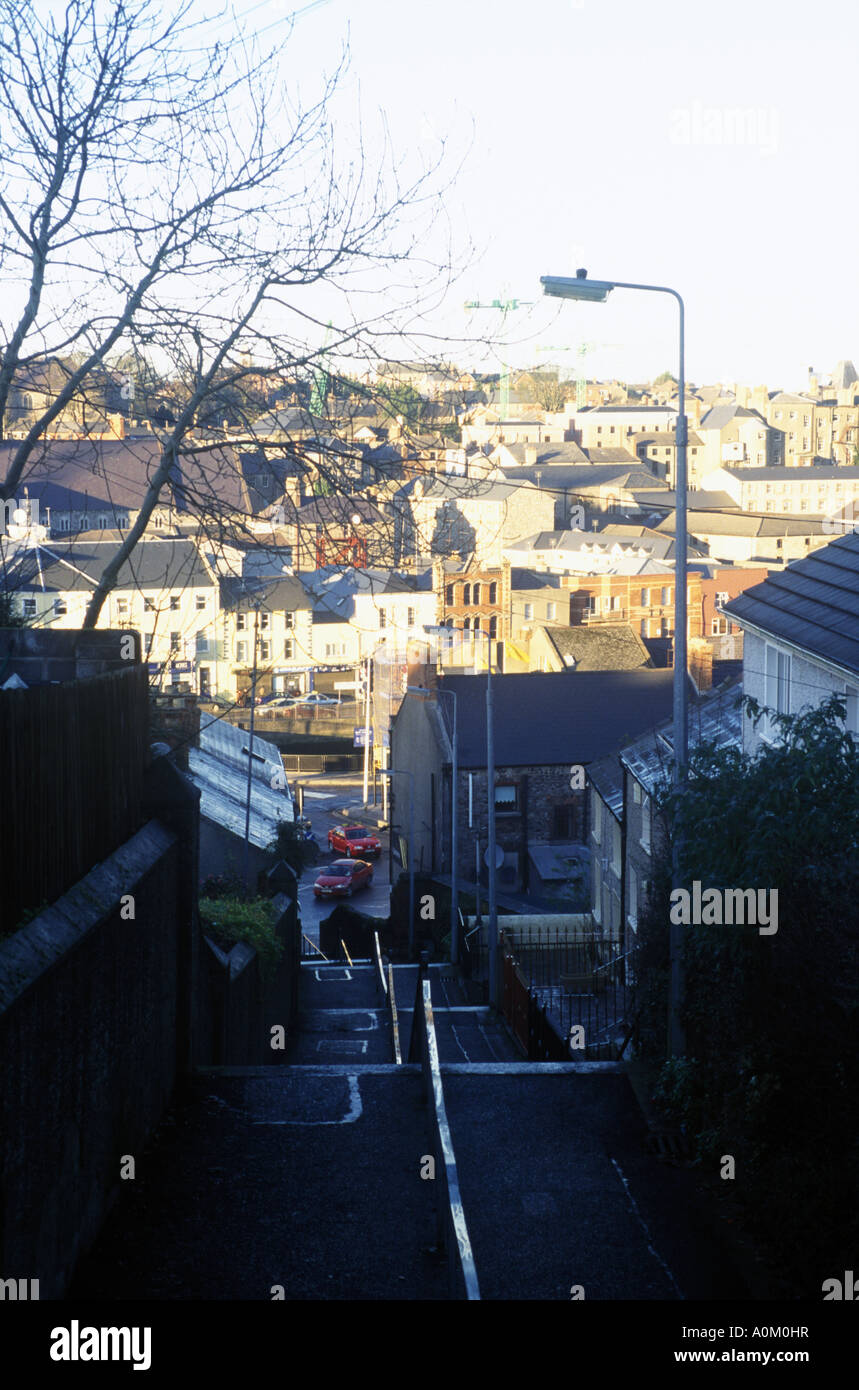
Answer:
[
  {"left": 373, "top": 930, "right": 402, "bottom": 1064},
  {"left": 408, "top": 958, "right": 480, "bottom": 1300}
]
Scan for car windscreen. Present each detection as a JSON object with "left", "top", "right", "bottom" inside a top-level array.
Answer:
[{"left": 346, "top": 828, "right": 368, "bottom": 838}]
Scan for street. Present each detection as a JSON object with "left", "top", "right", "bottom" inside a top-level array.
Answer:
[{"left": 292, "top": 771, "right": 392, "bottom": 949}]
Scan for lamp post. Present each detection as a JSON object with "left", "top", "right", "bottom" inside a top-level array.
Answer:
[
  {"left": 541, "top": 270, "right": 688, "bottom": 1056},
  {"left": 380, "top": 767, "right": 415, "bottom": 956}
]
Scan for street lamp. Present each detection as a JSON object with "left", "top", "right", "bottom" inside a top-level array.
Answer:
[
  {"left": 541, "top": 269, "right": 688, "bottom": 1056},
  {"left": 380, "top": 767, "right": 415, "bottom": 956}
]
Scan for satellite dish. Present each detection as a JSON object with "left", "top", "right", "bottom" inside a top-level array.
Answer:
[{"left": 483, "top": 844, "right": 504, "bottom": 870}]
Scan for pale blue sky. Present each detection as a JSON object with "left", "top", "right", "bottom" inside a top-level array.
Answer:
[{"left": 230, "top": 0, "right": 859, "bottom": 389}]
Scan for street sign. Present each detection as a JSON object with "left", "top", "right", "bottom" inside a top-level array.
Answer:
[
  {"left": 484, "top": 844, "right": 504, "bottom": 870},
  {"left": 353, "top": 727, "right": 374, "bottom": 748}
]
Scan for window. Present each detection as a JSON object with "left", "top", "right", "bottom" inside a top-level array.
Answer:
[
  {"left": 116, "top": 599, "right": 128, "bottom": 614},
  {"left": 844, "top": 685, "right": 859, "bottom": 734},
  {"left": 144, "top": 598, "right": 155, "bottom": 612},
  {"left": 144, "top": 633, "right": 154, "bottom": 654},
  {"left": 632, "top": 782, "right": 641, "bottom": 804},
  {"left": 661, "top": 586, "right": 672, "bottom": 605},
  {"left": 712, "top": 616, "right": 728, "bottom": 634},
  {"left": 494, "top": 784, "right": 518, "bottom": 813},
  {"left": 237, "top": 613, "right": 246, "bottom": 630},
  {"left": 284, "top": 610, "right": 295, "bottom": 628},
  {"left": 489, "top": 581, "right": 498, "bottom": 604},
  {"left": 445, "top": 585, "right": 454, "bottom": 605},
  {"left": 764, "top": 643, "right": 791, "bottom": 730},
  {"left": 379, "top": 608, "right": 387, "bottom": 629},
  {"left": 407, "top": 607, "right": 415, "bottom": 627},
  {"left": 640, "top": 587, "right": 650, "bottom": 606},
  {"left": 546, "top": 602, "right": 557, "bottom": 620},
  {"left": 551, "top": 803, "right": 578, "bottom": 840},
  {"left": 610, "top": 595, "right": 621, "bottom": 612},
  {"left": 463, "top": 584, "right": 471, "bottom": 605},
  {"left": 54, "top": 598, "right": 67, "bottom": 615},
  {"left": 196, "top": 594, "right": 206, "bottom": 610},
  {"left": 259, "top": 641, "right": 270, "bottom": 660},
  {"left": 284, "top": 638, "right": 294, "bottom": 659},
  {"left": 640, "top": 618, "right": 648, "bottom": 638},
  {"left": 641, "top": 795, "right": 651, "bottom": 852},
  {"left": 23, "top": 598, "right": 36, "bottom": 616},
  {"left": 627, "top": 863, "right": 639, "bottom": 928},
  {"left": 170, "top": 631, "right": 181, "bottom": 654},
  {"left": 170, "top": 595, "right": 180, "bottom": 611},
  {"left": 259, "top": 612, "right": 270, "bottom": 630},
  {"left": 195, "top": 632, "right": 209, "bottom": 655},
  {"left": 236, "top": 641, "right": 248, "bottom": 662},
  {"left": 473, "top": 583, "right": 481, "bottom": 604},
  {"left": 489, "top": 615, "right": 498, "bottom": 639},
  {"left": 591, "top": 796, "right": 602, "bottom": 844}
]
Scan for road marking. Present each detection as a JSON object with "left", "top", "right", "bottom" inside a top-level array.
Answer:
[
  {"left": 251, "top": 1074, "right": 364, "bottom": 1126},
  {"left": 449, "top": 1025, "right": 471, "bottom": 1062},
  {"left": 608, "top": 1156, "right": 683, "bottom": 1298},
  {"left": 478, "top": 1022, "right": 501, "bottom": 1060},
  {"left": 316, "top": 1039, "right": 368, "bottom": 1055}
]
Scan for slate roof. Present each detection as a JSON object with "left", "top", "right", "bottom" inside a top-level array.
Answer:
[
  {"left": 0, "top": 437, "right": 249, "bottom": 517},
  {"left": 542, "top": 623, "right": 652, "bottom": 671},
  {"left": 189, "top": 713, "right": 293, "bottom": 847},
  {"left": 436, "top": 668, "right": 675, "bottom": 768},
  {"left": 586, "top": 752, "right": 624, "bottom": 819},
  {"left": 724, "top": 465, "right": 859, "bottom": 483},
  {"left": 580, "top": 447, "right": 639, "bottom": 464},
  {"left": 722, "top": 529, "right": 859, "bottom": 678},
  {"left": 831, "top": 360, "right": 858, "bottom": 390},
  {"left": 7, "top": 536, "right": 213, "bottom": 594},
  {"left": 499, "top": 442, "right": 589, "bottom": 466},
  {"left": 619, "top": 680, "right": 744, "bottom": 796}
]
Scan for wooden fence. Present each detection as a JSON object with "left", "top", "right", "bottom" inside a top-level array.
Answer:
[{"left": 0, "top": 665, "right": 150, "bottom": 936}]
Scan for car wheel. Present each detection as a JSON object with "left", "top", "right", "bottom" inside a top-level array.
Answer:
[
  {"left": 345, "top": 886, "right": 353, "bottom": 897},
  {"left": 366, "top": 876, "right": 373, "bottom": 889}
]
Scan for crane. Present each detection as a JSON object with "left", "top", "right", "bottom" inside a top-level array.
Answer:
[
  {"left": 309, "top": 321, "right": 333, "bottom": 417},
  {"left": 536, "top": 342, "right": 620, "bottom": 409},
  {"left": 464, "top": 294, "right": 535, "bottom": 419}
]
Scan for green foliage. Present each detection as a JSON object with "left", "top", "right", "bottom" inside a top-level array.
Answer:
[
  {"left": 199, "top": 895, "right": 283, "bottom": 978},
  {"left": 653, "top": 370, "right": 677, "bottom": 385},
  {"left": 635, "top": 695, "right": 859, "bottom": 1289},
  {"left": 267, "top": 818, "right": 316, "bottom": 875},
  {"left": 378, "top": 381, "right": 427, "bottom": 426}
]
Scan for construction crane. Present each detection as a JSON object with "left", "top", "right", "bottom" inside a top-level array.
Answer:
[
  {"left": 464, "top": 294, "right": 535, "bottom": 419},
  {"left": 309, "top": 321, "right": 333, "bottom": 417},
  {"left": 536, "top": 342, "right": 620, "bottom": 409}
]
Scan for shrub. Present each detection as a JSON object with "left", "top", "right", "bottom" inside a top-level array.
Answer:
[{"left": 199, "top": 895, "right": 283, "bottom": 978}]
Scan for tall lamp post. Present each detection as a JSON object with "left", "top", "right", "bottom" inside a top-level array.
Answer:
[
  {"left": 380, "top": 768, "right": 415, "bottom": 956},
  {"left": 540, "top": 270, "right": 688, "bottom": 1056}
]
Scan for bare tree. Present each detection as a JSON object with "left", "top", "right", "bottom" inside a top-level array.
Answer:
[{"left": 0, "top": 0, "right": 463, "bottom": 625}]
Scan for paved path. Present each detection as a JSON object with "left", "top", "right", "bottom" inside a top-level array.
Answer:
[{"left": 70, "top": 961, "right": 747, "bottom": 1301}]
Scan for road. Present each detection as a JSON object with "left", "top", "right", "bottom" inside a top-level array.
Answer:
[{"left": 292, "top": 772, "right": 391, "bottom": 949}]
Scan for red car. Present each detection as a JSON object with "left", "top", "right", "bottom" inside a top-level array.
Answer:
[
  {"left": 313, "top": 859, "right": 374, "bottom": 898},
  {"left": 327, "top": 824, "right": 381, "bottom": 858}
]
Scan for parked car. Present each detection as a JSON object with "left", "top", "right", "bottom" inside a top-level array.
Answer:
[
  {"left": 288, "top": 691, "right": 338, "bottom": 705},
  {"left": 260, "top": 695, "right": 295, "bottom": 707},
  {"left": 328, "top": 824, "right": 382, "bottom": 858},
  {"left": 313, "top": 858, "right": 373, "bottom": 897}
]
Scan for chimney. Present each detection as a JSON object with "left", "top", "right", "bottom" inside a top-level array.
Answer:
[
  {"left": 524, "top": 444, "right": 538, "bottom": 467},
  {"left": 688, "top": 637, "right": 713, "bottom": 693}
]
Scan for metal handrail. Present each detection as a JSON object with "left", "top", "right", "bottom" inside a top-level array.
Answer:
[
  {"left": 373, "top": 930, "right": 387, "bottom": 996},
  {"left": 388, "top": 964, "right": 402, "bottom": 1066},
  {"left": 409, "top": 961, "right": 480, "bottom": 1300}
]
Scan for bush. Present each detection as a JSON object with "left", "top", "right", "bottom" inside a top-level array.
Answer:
[{"left": 199, "top": 895, "right": 283, "bottom": 978}]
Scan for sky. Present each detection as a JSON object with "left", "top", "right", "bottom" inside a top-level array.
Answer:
[{"left": 211, "top": 0, "right": 859, "bottom": 390}]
